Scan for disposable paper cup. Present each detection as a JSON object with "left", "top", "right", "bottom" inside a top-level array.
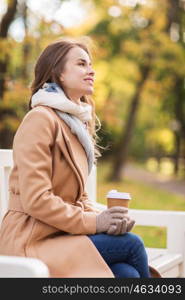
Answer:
[{"left": 106, "top": 190, "right": 131, "bottom": 208}]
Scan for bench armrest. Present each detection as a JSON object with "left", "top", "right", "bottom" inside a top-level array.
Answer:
[{"left": 0, "top": 255, "right": 49, "bottom": 277}]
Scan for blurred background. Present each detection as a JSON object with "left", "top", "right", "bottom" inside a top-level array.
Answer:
[{"left": 0, "top": 0, "right": 185, "bottom": 247}]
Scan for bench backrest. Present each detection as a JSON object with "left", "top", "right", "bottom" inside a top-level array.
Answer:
[
  {"left": 0, "top": 150, "right": 13, "bottom": 223},
  {"left": 0, "top": 149, "right": 96, "bottom": 224}
]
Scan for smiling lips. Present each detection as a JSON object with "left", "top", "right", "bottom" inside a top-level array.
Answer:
[{"left": 84, "top": 78, "right": 94, "bottom": 84}]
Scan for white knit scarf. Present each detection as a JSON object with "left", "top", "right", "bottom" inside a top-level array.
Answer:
[{"left": 31, "top": 83, "right": 95, "bottom": 174}]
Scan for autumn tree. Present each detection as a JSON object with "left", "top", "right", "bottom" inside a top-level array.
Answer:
[{"left": 86, "top": 0, "right": 185, "bottom": 180}]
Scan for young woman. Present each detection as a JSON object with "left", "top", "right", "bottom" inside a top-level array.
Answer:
[{"left": 0, "top": 37, "right": 151, "bottom": 278}]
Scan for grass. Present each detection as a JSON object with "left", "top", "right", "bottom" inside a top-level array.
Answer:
[{"left": 97, "top": 160, "right": 185, "bottom": 248}]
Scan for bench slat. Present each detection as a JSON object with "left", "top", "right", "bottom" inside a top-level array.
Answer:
[
  {"left": 146, "top": 248, "right": 167, "bottom": 261},
  {"left": 147, "top": 247, "right": 183, "bottom": 277},
  {"left": 150, "top": 253, "right": 182, "bottom": 271}
]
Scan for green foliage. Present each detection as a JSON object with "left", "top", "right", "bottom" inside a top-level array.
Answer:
[
  {"left": 0, "top": 81, "right": 29, "bottom": 132},
  {"left": 0, "top": 0, "right": 184, "bottom": 171}
]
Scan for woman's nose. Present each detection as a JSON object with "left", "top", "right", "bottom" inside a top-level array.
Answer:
[{"left": 88, "top": 66, "right": 95, "bottom": 76}]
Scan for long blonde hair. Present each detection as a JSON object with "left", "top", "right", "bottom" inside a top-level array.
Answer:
[{"left": 29, "top": 37, "right": 103, "bottom": 162}]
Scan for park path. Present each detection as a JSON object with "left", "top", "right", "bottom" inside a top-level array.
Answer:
[{"left": 124, "top": 163, "right": 185, "bottom": 197}]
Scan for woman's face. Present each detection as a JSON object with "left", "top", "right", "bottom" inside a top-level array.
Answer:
[{"left": 60, "top": 46, "right": 95, "bottom": 103}]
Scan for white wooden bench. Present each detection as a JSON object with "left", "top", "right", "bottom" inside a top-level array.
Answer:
[{"left": 0, "top": 149, "right": 185, "bottom": 278}]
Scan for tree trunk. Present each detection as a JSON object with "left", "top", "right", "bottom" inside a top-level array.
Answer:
[
  {"left": 0, "top": 128, "right": 14, "bottom": 148},
  {"left": 108, "top": 64, "right": 151, "bottom": 181},
  {"left": 0, "top": 0, "right": 18, "bottom": 148},
  {"left": 0, "top": 60, "right": 8, "bottom": 99},
  {"left": 174, "top": 131, "right": 181, "bottom": 175},
  {"left": 22, "top": 2, "right": 31, "bottom": 81},
  {"left": 166, "top": 0, "right": 185, "bottom": 177},
  {"left": 0, "top": 0, "right": 18, "bottom": 100},
  {"left": 174, "top": 77, "right": 185, "bottom": 177}
]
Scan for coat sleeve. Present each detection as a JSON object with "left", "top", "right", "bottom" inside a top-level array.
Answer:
[
  {"left": 13, "top": 108, "right": 97, "bottom": 235},
  {"left": 80, "top": 191, "right": 101, "bottom": 214}
]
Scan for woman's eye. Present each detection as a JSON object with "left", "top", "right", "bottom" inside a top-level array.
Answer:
[{"left": 79, "top": 63, "right": 85, "bottom": 66}]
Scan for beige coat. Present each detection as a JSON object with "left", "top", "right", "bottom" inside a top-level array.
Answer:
[{"left": 0, "top": 106, "right": 114, "bottom": 278}]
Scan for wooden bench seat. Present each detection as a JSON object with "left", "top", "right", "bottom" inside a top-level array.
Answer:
[{"left": 146, "top": 248, "right": 183, "bottom": 277}]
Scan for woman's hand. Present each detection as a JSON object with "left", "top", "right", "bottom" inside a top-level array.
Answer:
[
  {"left": 127, "top": 217, "right": 135, "bottom": 232},
  {"left": 107, "top": 219, "right": 127, "bottom": 235},
  {"left": 96, "top": 206, "right": 128, "bottom": 234},
  {"left": 107, "top": 215, "right": 135, "bottom": 236}
]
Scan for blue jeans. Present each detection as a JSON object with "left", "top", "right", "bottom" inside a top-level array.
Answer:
[{"left": 88, "top": 232, "right": 150, "bottom": 278}]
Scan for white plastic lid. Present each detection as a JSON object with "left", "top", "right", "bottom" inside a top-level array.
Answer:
[{"left": 106, "top": 189, "right": 131, "bottom": 200}]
